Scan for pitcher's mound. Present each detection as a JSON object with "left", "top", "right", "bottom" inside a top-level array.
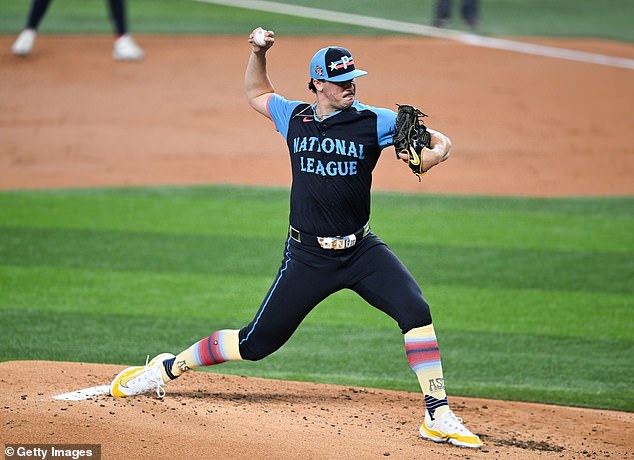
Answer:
[{"left": 1, "top": 360, "right": 632, "bottom": 459}]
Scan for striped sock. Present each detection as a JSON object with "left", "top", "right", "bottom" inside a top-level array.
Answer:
[
  {"left": 424, "top": 395, "right": 449, "bottom": 420},
  {"left": 165, "top": 329, "right": 242, "bottom": 380},
  {"left": 405, "top": 324, "right": 449, "bottom": 420}
]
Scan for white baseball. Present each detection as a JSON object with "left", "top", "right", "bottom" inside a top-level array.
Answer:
[{"left": 253, "top": 29, "right": 267, "bottom": 47}]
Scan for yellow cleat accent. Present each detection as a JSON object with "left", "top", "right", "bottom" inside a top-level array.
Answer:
[
  {"left": 419, "top": 410, "right": 483, "bottom": 449},
  {"left": 110, "top": 353, "right": 174, "bottom": 398}
]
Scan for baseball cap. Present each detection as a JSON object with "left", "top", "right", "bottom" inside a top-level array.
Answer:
[{"left": 310, "top": 47, "right": 368, "bottom": 82}]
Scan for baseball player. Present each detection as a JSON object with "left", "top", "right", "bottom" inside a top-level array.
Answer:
[
  {"left": 110, "top": 28, "right": 482, "bottom": 449},
  {"left": 11, "top": 0, "right": 143, "bottom": 61}
]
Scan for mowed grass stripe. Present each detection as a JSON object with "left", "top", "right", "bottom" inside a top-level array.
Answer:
[
  {"left": 2, "top": 266, "right": 631, "bottom": 340},
  {"left": 0, "top": 266, "right": 274, "bottom": 320},
  {"left": 3, "top": 185, "right": 632, "bottom": 214},
  {"left": 0, "top": 226, "right": 630, "bottom": 294},
  {"left": 0, "top": 227, "right": 286, "bottom": 276},
  {"left": 1, "top": 189, "right": 632, "bottom": 252},
  {"left": 0, "top": 187, "right": 290, "bottom": 238},
  {"left": 427, "top": 285, "right": 633, "bottom": 340}
]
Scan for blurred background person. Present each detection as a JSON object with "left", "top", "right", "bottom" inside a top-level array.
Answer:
[
  {"left": 433, "top": 0, "right": 479, "bottom": 28},
  {"left": 11, "top": 0, "right": 144, "bottom": 61}
]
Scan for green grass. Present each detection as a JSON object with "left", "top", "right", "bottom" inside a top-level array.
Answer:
[
  {"left": 0, "top": 185, "right": 632, "bottom": 412},
  {"left": 1, "top": 0, "right": 633, "bottom": 41}
]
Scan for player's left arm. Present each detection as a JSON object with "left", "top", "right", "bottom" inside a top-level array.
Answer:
[
  {"left": 377, "top": 107, "right": 452, "bottom": 173},
  {"left": 400, "top": 128, "right": 452, "bottom": 172}
]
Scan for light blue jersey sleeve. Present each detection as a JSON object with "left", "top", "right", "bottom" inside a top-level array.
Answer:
[
  {"left": 353, "top": 101, "right": 397, "bottom": 150},
  {"left": 267, "top": 93, "right": 304, "bottom": 139}
]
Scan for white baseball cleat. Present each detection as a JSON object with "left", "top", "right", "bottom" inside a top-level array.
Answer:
[
  {"left": 110, "top": 353, "right": 174, "bottom": 398},
  {"left": 112, "top": 34, "right": 144, "bottom": 61},
  {"left": 419, "top": 409, "right": 483, "bottom": 448},
  {"left": 12, "top": 29, "right": 37, "bottom": 56}
]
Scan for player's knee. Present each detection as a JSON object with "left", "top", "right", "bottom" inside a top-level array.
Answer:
[
  {"left": 238, "top": 324, "right": 291, "bottom": 361},
  {"left": 400, "top": 299, "right": 432, "bottom": 334},
  {"left": 238, "top": 337, "right": 278, "bottom": 362},
  {"left": 239, "top": 347, "right": 269, "bottom": 361}
]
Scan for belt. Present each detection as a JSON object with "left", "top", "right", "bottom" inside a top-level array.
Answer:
[{"left": 289, "top": 222, "right": 371, "bottom": 250}]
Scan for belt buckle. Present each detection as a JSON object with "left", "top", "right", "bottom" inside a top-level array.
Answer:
[{"left": 318, "top": 234, "right": 356, "bottom": 250}]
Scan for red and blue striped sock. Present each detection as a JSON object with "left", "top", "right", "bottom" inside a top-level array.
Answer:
[
  {"left": 405, "top": 324, "right": 449, "bottom": 419},
  {"left": 166, "top": 329, "right": 242, "bottom": 379}
]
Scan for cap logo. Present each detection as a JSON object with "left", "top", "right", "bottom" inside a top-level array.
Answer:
[
  {"left": 314, "top": 65, "right": 324, "bottom": 77},
  {"left": 329, "top": 55, "right": 354, "bottom": 72}
]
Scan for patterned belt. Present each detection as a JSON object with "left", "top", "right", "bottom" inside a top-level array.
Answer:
[{"left": 289, "top": 222, "right": 371, "bottom": 250}]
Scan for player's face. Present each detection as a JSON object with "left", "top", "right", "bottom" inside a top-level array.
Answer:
[{"left": 320, "top": 79, "right": 356, "bottom": 109}]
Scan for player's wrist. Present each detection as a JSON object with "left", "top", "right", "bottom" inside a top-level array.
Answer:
[{"left": 251, "top": 47, "right": 268, "bottom": 56}]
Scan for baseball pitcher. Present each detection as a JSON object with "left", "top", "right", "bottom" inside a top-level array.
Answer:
[{"left": 110, "top": 27, "right": 482, "bottom": 449}]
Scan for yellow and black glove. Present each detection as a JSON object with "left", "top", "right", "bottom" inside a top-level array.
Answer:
[{"left": 393, "top": 104, "right": 432, "bottom": 180}]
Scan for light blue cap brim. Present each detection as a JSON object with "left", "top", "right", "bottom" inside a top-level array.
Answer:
[{"left": 324, "top": 69, "right": 368, "bottom": 82}]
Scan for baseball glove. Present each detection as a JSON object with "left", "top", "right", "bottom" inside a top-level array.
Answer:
[{"left": 393, "top": 104, "right": 432, "bottom": 180}]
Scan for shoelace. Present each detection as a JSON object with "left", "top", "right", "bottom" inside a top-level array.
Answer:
[
  {"left": 154, "top": 380, "right": 166, "bottom": 399},
  {"left": 142, "top": 354, "right": 167, "bottom": 399},
  {"left": 441, "top": 411, "right": 469, "bottom": 433}
]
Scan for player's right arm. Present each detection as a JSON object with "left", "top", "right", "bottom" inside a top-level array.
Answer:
[{"left": 245, "top": 28, "right": 275, "bottom": 118}]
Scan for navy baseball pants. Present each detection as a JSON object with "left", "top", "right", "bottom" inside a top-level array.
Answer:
[{"left": 238, "top": 233, "right": 432, "bottom": 361}]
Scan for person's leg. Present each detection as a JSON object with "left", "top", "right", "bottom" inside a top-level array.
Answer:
[
  {"left": 164, "top": 329, "right": 242, "bottom": 380},
  {"left": 165, "top": 241, "right": 336, "bottom": 377},
  {"left": 237, "top": 240, "right": 340, "bottom": 361},
  {"left": 111, "top": 239, "right": 339, "bottom": 396},
  {"left": 404, "top": 324, "right": 447, "bottom": 419},
  {"left": 348, "top": 241, "right": 442, "bottom": 411},
  {"left": 434, "top": 0, "right": 453, "bottom": 26},
  {"left": 12, "top": 0, "right": 52, "bottom": 56},
  {"left": 461, "top": 0, "right": 479, "bottom": 26},
  {"left": 25, "top": 0, "right": 53, "bottom": 29},
  {"left": 108, "top": 0, "right": 144, "bottom": 61},
  {"left": 348, "top": 238, "right": 482, "bottom": 447},
  {"left": 172, "top": 239, "right": 340, "bottom": 374},
  {"left": 107, "top": 0, "right": 127, "bottom": 35}
]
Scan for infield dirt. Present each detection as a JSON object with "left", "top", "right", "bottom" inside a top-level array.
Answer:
[{"left": 0, "top": 35, "right": 633, "bottom": 459}]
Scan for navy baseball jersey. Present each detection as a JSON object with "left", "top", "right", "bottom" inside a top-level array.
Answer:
[{"left": 268, "top": 94, "right": 396, "bottom": 236}]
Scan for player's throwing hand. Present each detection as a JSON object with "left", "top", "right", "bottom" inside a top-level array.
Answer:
[{"left": 249, "top": 27, "right": 274, "bottom": 51}]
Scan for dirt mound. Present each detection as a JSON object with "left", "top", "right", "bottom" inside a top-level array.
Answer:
[
  {"left": 1, "top": 35, "right": 633, "bottom": 195},
  {"left": 2, "top": 361, "right": 632, "bottom": 459}
]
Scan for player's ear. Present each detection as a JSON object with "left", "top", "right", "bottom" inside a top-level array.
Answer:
[{"left": 313, "top": 79, "right": 325, "bottom": 92}]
